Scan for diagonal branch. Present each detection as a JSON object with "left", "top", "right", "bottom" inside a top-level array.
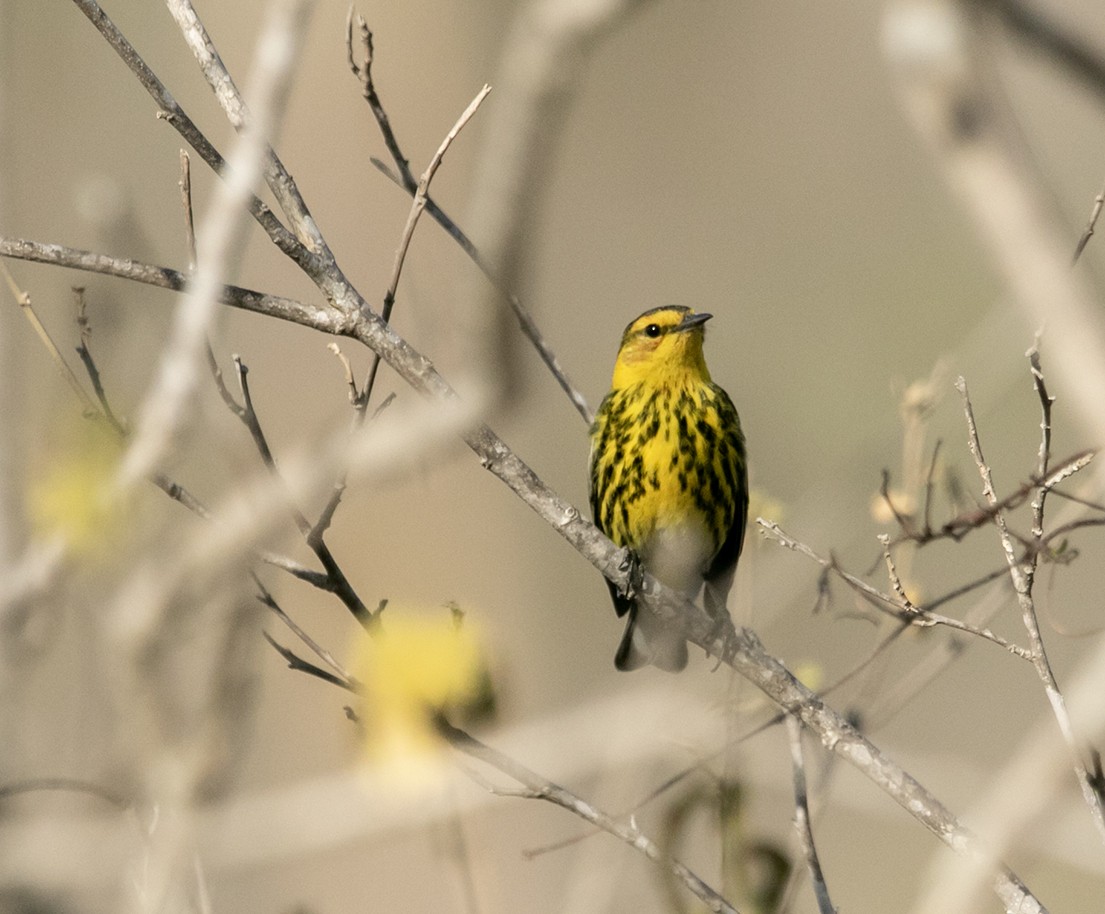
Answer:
[
  {"left": 71, "top": 0, "right": 319, "bottom": 273},
  {"left": 0, "top": 229, "right": 1051, "bottom": 913},
  {"left": 437, "top": 719, "right": 741, "bottom": 914},
  {"left": 165, "top": 0, "right": 330, "bottom": 258},
  {"left": 348, "top": 6, "right": 592, "bottom": 422}
]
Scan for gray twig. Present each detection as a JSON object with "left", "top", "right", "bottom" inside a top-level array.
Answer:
[
  {"left": 957, "top": 375, "right": 1105, "bottom": 846},
  {"left": 438, "top": 719, "right": 741, "bottom": 914},
  {"left": 785, "top": 716, "right": 837, "bottom": 914}
]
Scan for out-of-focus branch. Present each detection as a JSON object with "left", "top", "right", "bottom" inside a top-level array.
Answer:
[
  {"left": 71, "top": 0, "right": 318, "bottom": 272},
  {"left": 118, "top": 0, "right": 310, "bottom": 487},
  {"left": 909, "top": 624, "right": 1105, "bottom": 914},
  {"left": 457, "top": 0, "right": 655, "bottom": 411},
  {"left": 166, "top": 0, "right": 329, "bottom": 258},
  {"left": 98, "top": 3, "right": 311, "bottom": 912},
  {"left": 349, "top": 9, "right": 593, "bottom": 422},
  {"left": 884, "top": 0, "right": 1105, "bottom": 449},
  {"left": 992, "top": 0, "right": 1105, "bottom": 103}
]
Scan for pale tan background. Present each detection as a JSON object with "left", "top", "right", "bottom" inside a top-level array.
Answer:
[{"left": 3, "top": 0, "right": 1105, "bottom": 911}]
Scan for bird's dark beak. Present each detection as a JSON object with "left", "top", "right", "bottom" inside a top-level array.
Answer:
[{"left": 677, "top": 311, "right": 713, "bottom": 332}]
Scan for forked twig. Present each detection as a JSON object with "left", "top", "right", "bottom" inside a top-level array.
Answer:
[
  {"left": 348, "top": 6, "right": 592, "bottom": 423},
  {"left": 958, "top": 374, "right": 1105, "bottom": 845}
]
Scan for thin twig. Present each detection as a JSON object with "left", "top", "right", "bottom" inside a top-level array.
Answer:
[
  {"left": 384, "top": 85, "right": 491, "bottom": 322},
  {"left": 372, "top": 158, "right": 594, "bottom": 424},
  {"left": 1028, "top": 344, "right": 1053, "bottom": 540},
  {"left": 179, "top": 150, "right": 198, "bottom": 271},
  {"left": 70, "top": 0, "right": 318, "bottom": 271},
  {"left": 761, "top": 520, "right": 1032, "bottom": 658},
  {"left": 361, "top": 84, "right": 492, "bottom": 413},
  {"left": 328, "top": 342, "right": 360, "bottom": 403},
  {"left": 263, "top": 632, "right": 355, "bottom": 691},
  {"left": 785, "top": 716, "right": 836, "bottom": 914},
  {"left": 878, "top": 534, "right": 917, "bottom": 612},
  {"left": 307, "top": 343, "right": 363, "bottom": 541},
  {"left": 222, "top": 355, "right": 373, "bottom": 628},
  {"left": 437, "top": 719, "right": 741, "bottom": 914},
  {"left": 1071, "top": 176, "right": 1105, "bottom": 265},
  {"left": 346, "top": 10, "right": 415, "bottom": 189},
  {"left": 72, "top": 286, "right": 126, "bottom": 433},
  {"left": 3, "top": 263, "right": 99, "bottom": 415},
  {"left": 957, "top": 375, "right": 1105, "bottom": 846},
  {"left": 922, "top": 439, "right": 942, "bottom": 537},
  {"left": 880, "top": 469, "right": 916, "bottom": 536},
  {"left": 256, "top": 581, "right": 354, "bottom": 684},
  {"left": 165, "top": 0, "right": 328, "bottom": 256}
]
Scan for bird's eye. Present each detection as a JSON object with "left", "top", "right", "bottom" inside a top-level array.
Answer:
[{"left": 644, "top": 324, "right": 662, "bottom": 338}]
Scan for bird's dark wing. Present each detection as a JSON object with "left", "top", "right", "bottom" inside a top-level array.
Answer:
[
  {"left": 589, "top": 391, "right": 635, "bottom": 619},
  {"left": 704, "top": 385, "right": 748, "bottom": 599}
]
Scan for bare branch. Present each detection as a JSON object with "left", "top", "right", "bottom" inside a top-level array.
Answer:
[
  {"left": 2, "top": 263, "right": 98, "bottom": 415},
  {"left": 218, "top": 354, "right": 373, "bottom": 628},
  {"left": 263, "top": 631, "right": 355, "bottom": 692},
  {"left": 761, "top": 519, "right": 1032, "bottom": 659},
  {"left": 785, "top": 716, "right": 837, "bottom": 914},
  {"left": 362, "top": 84, "right": 493, "bottom": 409},
  {"left": 118, "top": 0, "right": 310, "bottom": 487},
  {"left": 957, "top": 376, "right": 1105, "bottom": 846},
  {"left": 383, "top": 84, "right": 491, "bottom": 321},
  {"left": 1071, "top": 176, "right": 1105, "bottom": 264},
  {"left": 165, "top": 0, "right": 328, "bottom": 256},
  {"left": 346, "top": 10, "right": 414, "bottom": 189},
  {"left": 70, "top": 0, "right": 318, "bottom": 271},
  {"left": 438, "top": 719, "right": 741, "bottom": 914},
  {"left": 0, "top": 237, "right": 337, "bottom": 329},
  {"left": 370, "top": 143, "right": 593, "bottom": 423},
  {"left": 179, "top": 150, "right": 198, "bottom": 272}
]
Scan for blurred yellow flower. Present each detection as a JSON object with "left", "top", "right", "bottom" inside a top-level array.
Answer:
[
  {"left": 871, "top": 489, "right": 917, "bottom": 525},
  {"left": 792, "top": 661, "right": 824, "bottom": 693},
  {"left": 27, "top": 422, "right": 125, "bottom": 556},
  {"left": 353, "top": 609, "right": 492, "bottom": 784},
  {"left": 748, "top": 487, "right": 784, "bottom": 531}
]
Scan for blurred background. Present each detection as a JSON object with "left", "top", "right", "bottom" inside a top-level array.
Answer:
[{"left": 3, "top": 0, "right": 1105, "bottom": 911}]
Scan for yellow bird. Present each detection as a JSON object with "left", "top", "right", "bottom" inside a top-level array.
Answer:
[{"left": 589, "top": 306, "right": 748, "bottom": 671}]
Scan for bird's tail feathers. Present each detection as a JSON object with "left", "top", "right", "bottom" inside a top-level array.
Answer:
[{"left": 615, "top": 603, "right": 688, "bottom": 672}]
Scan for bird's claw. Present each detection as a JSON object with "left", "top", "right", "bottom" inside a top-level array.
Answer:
[{"left": 618, "top": 548, "right": 644, "bottom": 601}]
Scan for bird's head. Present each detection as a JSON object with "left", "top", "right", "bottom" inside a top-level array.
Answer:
[{"left": 610, "top": 305, "right": 713, "bottom": 388}]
